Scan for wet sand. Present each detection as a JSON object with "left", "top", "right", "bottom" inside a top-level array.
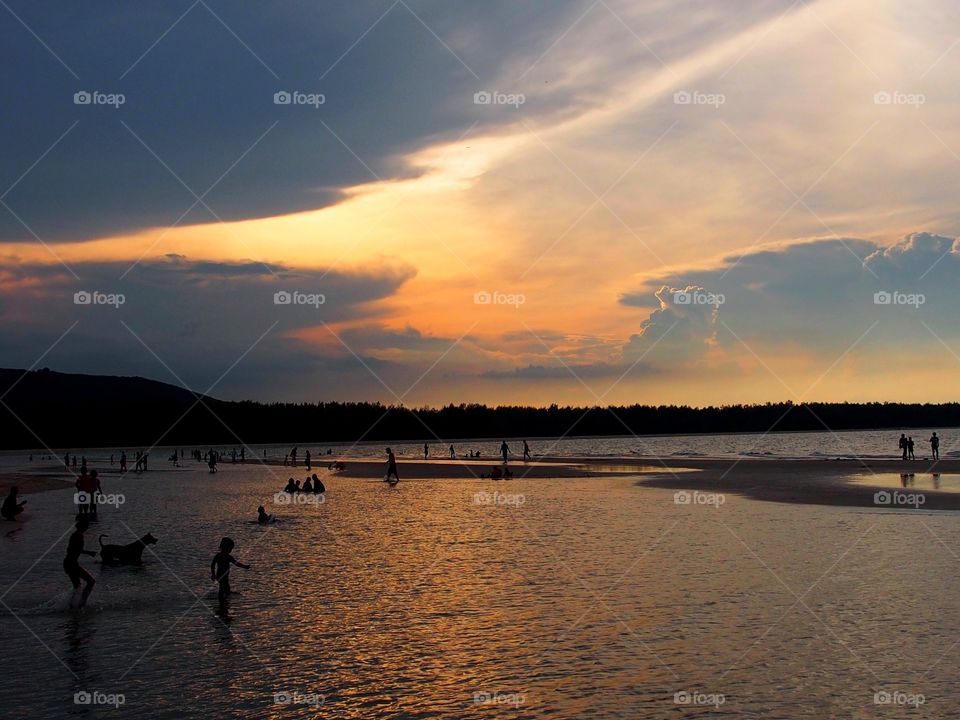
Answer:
[
  {"left": 326, "top": 456, "right": 960, "bottom": 510},
  {"left": 0, "top": 472, "right": 74, "bottom": 497}
]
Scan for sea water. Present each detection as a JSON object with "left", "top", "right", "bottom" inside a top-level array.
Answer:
[{"left": 1, "top": 462, "right": 959, "bottom": 718}]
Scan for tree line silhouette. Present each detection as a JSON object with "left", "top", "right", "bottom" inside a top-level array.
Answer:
[{"left": 2, "top": 368, "right": 960, "bottom": 449}]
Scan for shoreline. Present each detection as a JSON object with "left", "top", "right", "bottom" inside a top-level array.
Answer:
[{"left": 6, "top": 455, "right": 960, "bottom": 511}]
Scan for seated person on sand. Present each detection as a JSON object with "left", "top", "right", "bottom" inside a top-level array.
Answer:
[
  {"left": 303, "top": 477, "right": 313, "bottom": 493},
  {"left": 284, "top": 478, "right": 297, "bottom": 493},
  {"left": 257, "top": 506, "right": 272, "bottom": 524},
  {"left": 1, "top": 487, "right": 26, "bottom": 520},
  {"left": 312, "top": 473, "right": 325, "bottom": 493}
]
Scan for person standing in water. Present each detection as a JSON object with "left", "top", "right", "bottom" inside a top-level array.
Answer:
[
  {"left": 898, "top": 434, "right": 907, "bottom": 460},
  {"left": 523, "top": 440, "right": 531, "bottom": 462},
  {"left": 64, "top": 517, "right": 96, "bottom": 609},
  {"left": 423, "top": 443, "right": 429, "bottom": 460},
  {"left": 500, "top": 441, "right": 509, "bottom": 464},
  {"left": 305, "top": 450, "right": 312, "bottom": 471},
  {"left": 385, "top": 448, "right": 400, "bottom": 484},
  {"left": 211, "top": 537, "right": 250, "bottom": 603},
  {"left": 908, "top": 436, "right": 916, "bottom": 460},
  {"left": 930, "top": 432, "right": 940, "bottom": 460},
  {"left": 449, "top": 444, "right": 455, "bottom": 458}
]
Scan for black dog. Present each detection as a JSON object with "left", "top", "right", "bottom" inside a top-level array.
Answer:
[{"left": 99, "top": 533, "right": 158, "bottom": 565}]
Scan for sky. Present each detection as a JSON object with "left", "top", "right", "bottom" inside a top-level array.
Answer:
[{"left": 3, "top": 0, "right": 960, "bottom": 406}]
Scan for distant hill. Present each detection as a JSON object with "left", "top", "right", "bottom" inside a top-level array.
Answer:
[{"left": 2, "top": 367, "right": 960, "bottom": 450}]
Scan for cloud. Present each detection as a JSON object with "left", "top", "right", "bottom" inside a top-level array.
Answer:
[{"left": 0, "top": 256, "right": 415, "bottom": 398}]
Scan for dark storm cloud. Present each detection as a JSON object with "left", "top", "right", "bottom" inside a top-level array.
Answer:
[
  {"left": 0, "top": 256, "right": 415, "bottom": 396},
  {"left": 0, "top": 0, "right": 585, "bottom": 242}
]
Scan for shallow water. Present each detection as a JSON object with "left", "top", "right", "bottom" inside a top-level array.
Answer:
[
  {"left": 5, "top": 426, "right": 958, "bottom": 467},
  {"left": 2, "top": 463, "right": 960, "bottom": 718},
  {"left": 849, "top": 472, "right": 960, "bottom": 493}
]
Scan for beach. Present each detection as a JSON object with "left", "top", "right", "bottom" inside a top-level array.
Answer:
[{"left": 0, "top": 446, "right": 958, "bottom": 717}]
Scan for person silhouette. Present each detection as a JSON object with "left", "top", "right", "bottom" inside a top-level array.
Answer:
[
  {"left": 64, "top": 517, "right": 96, "bottom": 608},
  {"left": 424, "top": 443, "right": 429, "bottom": 460},
  {"left": 500, "top": 441, "right": 509, "bottom": 464},
  {"left": 449, "top": 444, "right": 455, "bottom": 458},
  {"left": 211, "top": 537, "right": 250, "bottom": 603},
  {"left": 257, "top": 506, "right": 272, "bottom": 524},
  {"left": 930, "top": 432, "right": 940, "bottom": 460},
  {"left": 385, "top": 448, "right": 400, "bottom": 484},
  {"left": 907, "top": 436, "right": 915, "bottom": 460},
  {"left": 523, "top": 440, "right": 531, "bottom": 462},
  {"left": 898, "top": 433, "right": 907, "bottom": 460},
  {"left": 1, "top": 487, "right": 26, "bottom": 520}
]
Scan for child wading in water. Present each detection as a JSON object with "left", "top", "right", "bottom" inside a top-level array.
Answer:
[{"left": 211, "top": 537, "right": 250, "bottom": 603}]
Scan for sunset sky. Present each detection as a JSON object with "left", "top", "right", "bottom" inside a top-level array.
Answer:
[{"left": 3, "top": 0, "right": 960, "bottom": 405}]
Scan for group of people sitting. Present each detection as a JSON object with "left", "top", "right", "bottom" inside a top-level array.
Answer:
[{"left": 282, "top": 474, "right": 327, "bottom": 495}]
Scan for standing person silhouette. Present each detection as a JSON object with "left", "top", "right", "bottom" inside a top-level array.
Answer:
[
  {"left": 423, "top": 443, "right": 429, "bottom": 460},
  {"left": 385, "top": 448, "right": 400, "bottom": 484},
  {"left": 449, "top": 445, "right": 455, "bottom": 459},
  {"left": 211, "top": 537, "right": 250, "bottom": 604},
  {"left": 500, "top": 441, "right": 509, "bottom": 464},
  {"left": 907, "top": 436, "right": 916, "bottom": 460},
  {"left": 305, "top": 450, "right": 311, "bottom": 471},
  {"left": 523, "top": 440, "right": 531, "bottom": 462},
  {"left": 64, "top": 517, "right": 96, "bottom": 609},
  {"left": 898, "top": 434, "right": 907, "bottom": 460},
  {"left": 930, "top": 432, "right": 940, "bottom": 460}
]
